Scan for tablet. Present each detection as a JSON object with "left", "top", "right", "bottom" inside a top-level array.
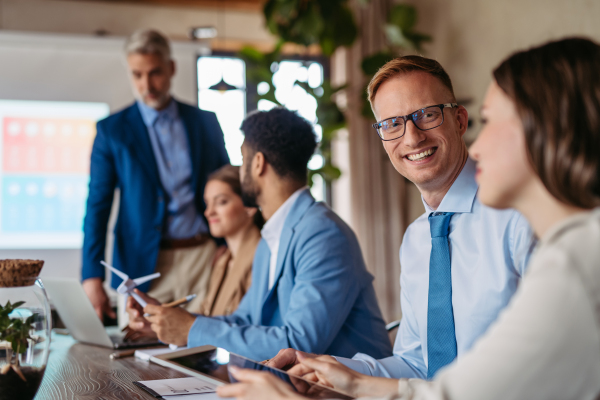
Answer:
[{"left": 152, "top": 346, "right": 353, "bottom": 399}]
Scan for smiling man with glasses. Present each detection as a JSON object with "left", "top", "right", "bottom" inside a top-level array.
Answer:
[{"left": 261, "top": 55, "right": 534, "bottom": 386}]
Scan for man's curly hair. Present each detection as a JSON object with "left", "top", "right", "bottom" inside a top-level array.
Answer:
[{"left": 241, "top": 107, "right": 317, "bottom": 183}]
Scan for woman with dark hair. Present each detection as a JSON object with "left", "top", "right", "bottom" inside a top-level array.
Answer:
[
  {"left": 126, "top": 165, "right": 262, "bottom": 336},
  {"left": 217, "top": 37, "right": 600, "bottom": 400}
]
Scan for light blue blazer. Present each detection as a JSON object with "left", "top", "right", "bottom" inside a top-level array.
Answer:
[{"left": 188, "top": 190, "right": 393, "bottom": 361}]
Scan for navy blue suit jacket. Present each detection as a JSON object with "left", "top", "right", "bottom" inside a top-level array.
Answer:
[
  {"left": 188, "top": 190, "right": 393, "bottom": 361},
  {"left": 82, "top": 101, "right": 229, "bottom": 291}
]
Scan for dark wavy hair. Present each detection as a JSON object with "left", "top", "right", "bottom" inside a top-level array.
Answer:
[
  {"left": 207, "top": 165, "right": 264, "bottom": 229},
  {"left": 240, "top": 107, "right": 317, "bottom": 183},
  {"left": 493, "top": 37, "right": 600, "bottom": 209}
]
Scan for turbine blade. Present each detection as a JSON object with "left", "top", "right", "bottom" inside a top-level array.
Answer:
[
  {"left": 100, "top": 260, "right": 129, "bottom": 281},
  {"left": 130, "top": 291, "right": 148, "bottom": 308},
  {"left": 132, "top": 272, "right": 161, "bottom": 287}
]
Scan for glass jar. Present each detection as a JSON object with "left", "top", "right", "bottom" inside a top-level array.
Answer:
[{"left": 0, "top": 260, "right": 51, "bottom": 400}]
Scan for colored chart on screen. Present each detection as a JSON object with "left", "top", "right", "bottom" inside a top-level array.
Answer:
[{"left": 0, "top": 100, "right": 110, "bottom": 248}]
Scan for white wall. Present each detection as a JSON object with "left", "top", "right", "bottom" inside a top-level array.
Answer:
[
  {"left": 0, "top": 0, "right": 273, "bottom": 44},
  {"left": 0, "top": 31, "right": 210, "bottom": 280}
]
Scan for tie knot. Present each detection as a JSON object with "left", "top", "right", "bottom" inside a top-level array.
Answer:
[{"left": 429, "top": 212, "right": 454, "bottom": 238}]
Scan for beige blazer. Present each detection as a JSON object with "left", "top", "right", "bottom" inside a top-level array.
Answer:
[{"left": 199, "top": 227, "right": 261, "bottom": 317}]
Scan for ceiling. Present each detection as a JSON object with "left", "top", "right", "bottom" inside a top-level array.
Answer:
[{"left": 68, "top": 0, "right": 266, "bottom": 11}]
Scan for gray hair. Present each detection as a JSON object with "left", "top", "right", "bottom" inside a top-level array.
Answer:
[{"left": 124, "top": 29, "right": 171, "bottom": 61}]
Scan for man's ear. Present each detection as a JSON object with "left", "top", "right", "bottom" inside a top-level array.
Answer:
[
  {"left": 253, "top": 151, "right": 267, "bottom": 177},
  {"left": 456, "top": 105, "right": 469, "bottom": 137},
  {"left": 169, "top": 59, "right": 176, "bottom": 78}
]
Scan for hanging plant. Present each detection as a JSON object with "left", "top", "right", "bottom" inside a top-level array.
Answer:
[
  {"left": 263, "top": 0, "right": 358, "bottom": 56},
  {"left": 241, "top": 0, "right": 359, "bottom": 191}
]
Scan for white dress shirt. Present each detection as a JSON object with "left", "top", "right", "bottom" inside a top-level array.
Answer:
[
  {"left": 337, "top": 158, "right": 534, "bottom": 379},
  {"left": 368, "top": 208, "right": 600, "bottom": 400},
  {"left": 261, "top": 187, "right": 308, "bottom": 290}
]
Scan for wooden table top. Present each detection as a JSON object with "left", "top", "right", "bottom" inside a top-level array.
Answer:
[{"left": 35, "top": 333, "right": 189, "bottom": 400}]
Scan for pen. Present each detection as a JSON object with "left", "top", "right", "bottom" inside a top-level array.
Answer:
[
  {"left": 143, "top": 294, "right": 197, "bottom": 318},
  {"left": 163, "top": 294, "right": 197, "bottom": 308},
  {"left": 109, "top": 349, "right": 136, "bottom": 360}
]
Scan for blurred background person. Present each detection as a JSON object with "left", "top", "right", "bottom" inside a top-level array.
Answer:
[
  {"left": 199, "top": 165, "right": 263, "bottom": 317},
  {"left": 126, "top": 165, "right": 263, "bottom": 339},
  {"left": 81, "top": 29, "right": 229, "bottom": 322}
]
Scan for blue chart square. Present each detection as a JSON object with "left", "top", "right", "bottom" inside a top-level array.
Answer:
[{"left": 2, "top": 175, "right": 89, "bottom": 233}]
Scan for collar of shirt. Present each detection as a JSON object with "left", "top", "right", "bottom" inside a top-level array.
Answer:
[
  {"left": 422, "top": 157, "right": 479, "bottom": 215},
  {"left": 261, "top": 186, "right": 309, "bottom": 253},
  {"left": 136, "top": 97, "right": 178, "bottom": 128}
]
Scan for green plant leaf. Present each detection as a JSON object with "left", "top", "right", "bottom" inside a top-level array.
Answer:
[
  {"left": 384, "top": 24, "right": 415, "bottom": 49},
  {"left": 239, "top": 46, "right": 266, "bottom": 63},
  {"left": 263, "top": 0, "right": 358, "bottom": 54},
  {"left": 388, "top": 4, "right": 417, "bottom": 31},
  {"left": 361, "top": 51, "right": 395, "bottom": 76},
  {"left": 404, "top": 31, "right": 432, "bottom": 51}
]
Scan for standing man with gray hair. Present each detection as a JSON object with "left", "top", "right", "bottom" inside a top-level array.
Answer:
[{"left": 82, "top": 29, "right": 229, "bottom": 321}]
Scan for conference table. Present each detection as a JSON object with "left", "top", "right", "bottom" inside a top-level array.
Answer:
[{"left": 34, "top": 333, "right": 190, "bottom": 399}]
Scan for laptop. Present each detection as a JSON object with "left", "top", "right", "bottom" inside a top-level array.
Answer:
[{"left": 43, "top": 278, "right": 161, "bottom": 349}]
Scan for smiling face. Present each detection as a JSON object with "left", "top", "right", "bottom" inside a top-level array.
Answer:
[
  {"left": 372, "top": 71, "right": 469, "bottom": 193},
  {"left": 204, "top": 179, "right": 255, "bottom": 238},
  {"left": 127, "top": 52, "right": 174, "bottom": 110},
  {"left": 470, "top": 81, "right": 537, "bottom": 209}
]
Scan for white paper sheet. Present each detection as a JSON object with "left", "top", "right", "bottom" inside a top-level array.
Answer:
[{"left": 136, "top": 377, "right": 216, "bottom": 396}]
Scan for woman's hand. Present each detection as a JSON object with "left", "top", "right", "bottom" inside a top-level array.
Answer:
[
  {"left": 298, "top": 353, "right": 400, "bottom": 398},
  {"left": 216, "top": 366, "right": 306, "bottom": 400}
]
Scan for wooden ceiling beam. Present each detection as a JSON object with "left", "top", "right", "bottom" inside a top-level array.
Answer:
[{"left": 67, "top": 0, "right": 266, "bottom": 12}]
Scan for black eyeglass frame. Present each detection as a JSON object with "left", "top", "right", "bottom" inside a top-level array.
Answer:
[{"left": 372, "top": 103, "right": 458, "bottom": 141}]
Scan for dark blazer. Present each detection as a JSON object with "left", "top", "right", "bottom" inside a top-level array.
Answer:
[{"left": 82, "top": 100, "right": 229, "bottom": 291}]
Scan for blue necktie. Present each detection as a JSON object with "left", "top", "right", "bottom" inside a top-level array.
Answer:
[{"left": 427, "top": 212, "right": 456, "bottom": 379}]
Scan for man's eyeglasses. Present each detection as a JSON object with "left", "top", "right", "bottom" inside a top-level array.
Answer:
[{"left": 372, "top": 103, "right": 458, "bottom": 141}]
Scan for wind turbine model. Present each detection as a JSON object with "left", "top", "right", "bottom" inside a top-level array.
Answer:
[{"left": 100, "top": 261, "right": 160, "bottom": 307}]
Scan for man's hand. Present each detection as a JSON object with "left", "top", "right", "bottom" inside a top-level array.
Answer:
[
  {"left": 216, "top": 366, "right": 305, "bottom": 400},
  {"left": 283, "top": 352, "right": 335, "bottom": 381},
  {"left": 265, "top": 349, "right": 336, "bottom": 380},
  {"left": 298, "top": 353, "right": 400, "bottom": 398},
  {"left": 266, "top": 348, "right": 309, "bottom": 370},
  {"left": 144, "top": 303, "right": 196, "bottom": 347},
  {"left": 124, "top": 289, "right": 160, "bottom": 341},
  {"left": 82, "top": 278, "right": 116, "bottom": 321}
]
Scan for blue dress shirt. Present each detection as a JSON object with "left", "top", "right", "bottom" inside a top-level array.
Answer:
[
  {"left": 137, "top": 100, "right": 208, "bottom": 239},
  {"left": 336, "top": 157, "right": 534, "bottom": 379}
]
